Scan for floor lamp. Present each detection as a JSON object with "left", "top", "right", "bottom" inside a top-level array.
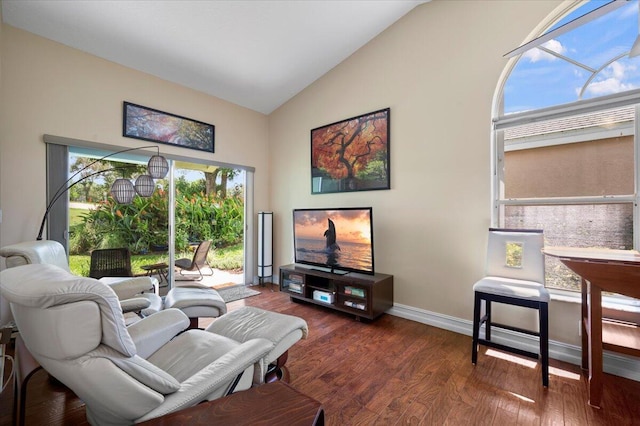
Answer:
[
  {"left": 37, "top": 145, "right": 168, "bottom": 240},
  {"left": 258, "top": 211, "right": 273, "bottom": 289}
]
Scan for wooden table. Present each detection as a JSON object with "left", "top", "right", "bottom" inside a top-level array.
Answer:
[
  {"left": 140, "top": 381, "right": 324, "bottom": 425},
  {"left": 543, "top": 247, "right": 640, "bottom": 408},
  {"left": 141, "top": 262, "right": 169, "bottom": 286}
]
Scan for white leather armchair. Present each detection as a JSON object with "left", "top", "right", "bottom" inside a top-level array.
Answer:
[
  {"left": 0, "top": 264, "right": 273, "bottom": 425},
  {"left": 0, "top": 240, "right": 162, "bottom": 319}
]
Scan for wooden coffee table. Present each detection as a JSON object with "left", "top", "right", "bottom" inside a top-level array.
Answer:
[{"left": 140, "top": 381, "right": 324, "bottom": 425}]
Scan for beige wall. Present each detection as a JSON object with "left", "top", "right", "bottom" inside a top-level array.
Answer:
[
  {"left": 269, "top": 0, "right": 585, "bottom": 344},
  {"left": 1, "top": 0, "right": 595, "bottom": 349},
  {"left": 0, "top": 24, "right": 269, "bottom": 252}
]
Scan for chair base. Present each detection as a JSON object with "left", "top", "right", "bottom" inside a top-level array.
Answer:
[
  {"left": 472, "top": 291, "right": 549, "bottom": 387},
  {"left": 176, "top": 266, "right": 214, "bottom": 281},
  {"left": 265, "top": 352, "right": 290, "bottom": 383}
]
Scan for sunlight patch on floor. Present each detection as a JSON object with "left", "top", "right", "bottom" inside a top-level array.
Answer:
[
  {"left": 550, "top": 365, "right": 581, "bottom": 380},
  {"left": 508, "top": 391, "right": 535, "bottom": 403},
  {"left": 484, "top": 349, "right": 582, "bottom": 381},
  {"left": 485, "top": 349, "right": 537, "bottom": 368}
]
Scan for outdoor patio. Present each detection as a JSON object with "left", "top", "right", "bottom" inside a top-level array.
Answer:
[{"left": 153, "top": 266, "right": 245, "bottom": 296}]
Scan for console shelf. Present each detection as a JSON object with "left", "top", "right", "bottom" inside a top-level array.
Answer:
[{"left": 279, "top": 264, "right": 393, "bottom": 320}]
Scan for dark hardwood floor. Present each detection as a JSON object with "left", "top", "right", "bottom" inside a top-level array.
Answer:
[{"left": 2, "top": 285, "right": 640, "bottom": 425}]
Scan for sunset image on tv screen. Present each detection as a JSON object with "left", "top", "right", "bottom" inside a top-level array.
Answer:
[{"left": 293, "top": 208, "right": 373, "bottom": 273}]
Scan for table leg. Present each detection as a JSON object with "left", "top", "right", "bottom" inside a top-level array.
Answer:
[
  {"left": 581, "top": 278, "right": 588, "bottom": 370},
  {"left": 14, "top": 335, "right": 43, "bottom": 426},
  {"left": 587, "top": 281, "right": 603, "bottom": 408}
]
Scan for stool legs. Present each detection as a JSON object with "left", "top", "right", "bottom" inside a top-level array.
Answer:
[
  {"left": 485, "top": 300, "right": 492, "bottom": 340},
  {"left": 471, "top": 292, "right": 549, "bottom": 387},
  {"left": 472, "top": 292, "right": 481, "bottom": 365},
  {"left": 540, "top": 302, "right": 549, "bottom": 387}
]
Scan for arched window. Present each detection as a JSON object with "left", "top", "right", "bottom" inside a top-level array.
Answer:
[{"left": 493, "top": 0, "right": 640, "bottom": 294}]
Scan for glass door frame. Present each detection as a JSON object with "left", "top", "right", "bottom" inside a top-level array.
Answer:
[{"left": 44, "top": 135, "right": 256, "bottom": 286}]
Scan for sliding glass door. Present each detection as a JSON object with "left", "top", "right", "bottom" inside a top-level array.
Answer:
[
  {"left": 53, "top": 144, "right": 246, "bottom": 285},
  {"left": 172, "top": 162, "right": 245, "bottom": 285}
]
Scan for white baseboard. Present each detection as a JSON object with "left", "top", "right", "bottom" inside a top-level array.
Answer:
[{"left": 387, "top": 303, "right": 640, "bottom": 382}]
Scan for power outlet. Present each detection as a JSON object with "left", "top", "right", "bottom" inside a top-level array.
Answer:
[{"left": 578, "top": 320, "right": 582, "bottom": 337}]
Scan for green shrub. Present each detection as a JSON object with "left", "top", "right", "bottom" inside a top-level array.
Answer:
[{"left": 69, "top": 186, "right": 244, "bottom": 256}]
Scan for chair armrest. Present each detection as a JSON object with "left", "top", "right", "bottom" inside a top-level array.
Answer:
[
  {"left": 120, "top": 297, "right": 152, "bottom": 314},
  {"left": 136, "top": 338, "right": 274, "bottom": 422},
  {"left": 100, "top": 277, "right": 156, "bottom": 300},
  {"left": 128, "top": 309, "right": 190, "bottom": 358},
  {"left": 0, "top": 240, "right": 70, "bottom": 271}
]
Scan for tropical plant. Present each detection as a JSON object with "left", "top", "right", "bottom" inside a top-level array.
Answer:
[{"left": 69, "top": 182, "right": 244, "bottom": 255}]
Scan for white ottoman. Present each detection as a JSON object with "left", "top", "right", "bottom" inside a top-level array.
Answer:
[
  {"left": 164, "top": 287, "right": 227, "bottom": 328},
  {"left": 205, "top": 306, "right": 308, "bottom": 384}
]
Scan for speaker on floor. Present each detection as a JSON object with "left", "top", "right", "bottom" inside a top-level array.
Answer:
[{"left": 258, "top": 211, "right": 273, "bottom": 285}]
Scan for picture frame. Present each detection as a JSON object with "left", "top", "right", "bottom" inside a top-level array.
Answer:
[
  {"left": 311, "top": 107, "right": 390, "bottom": 194},
  {"left": 123, "top": 101, "right": 215, "bottom": 153}
]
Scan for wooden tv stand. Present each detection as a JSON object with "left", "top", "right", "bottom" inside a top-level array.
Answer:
[{"left": 279, "top": 264, "right": 393, "bottom": 320}]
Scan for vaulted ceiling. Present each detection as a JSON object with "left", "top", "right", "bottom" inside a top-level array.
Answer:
[{"left": 2, "top": 1, "right": 428, "bottom": 114}]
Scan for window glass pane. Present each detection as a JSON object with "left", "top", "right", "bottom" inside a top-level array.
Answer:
[
  {"left": 505, "top": 136, "right": 634, "bottom": 198},
  {"left": 504, "top": 0, "right": 639, "bottom": 114},
  {"left": 173, "top": 164, "right": 245, "bottom": 278},
  {"left": 504, "top": 107, "right": 634, "bottom": 198},
  {"left": 505, "top": 204, "right": 633, "bottom": 290},
  {"left": 581, "top": 57, "right": 640, "bottom": 101},
  {"left": 504, "top": 58, "right": 589, "bottom": 113}
]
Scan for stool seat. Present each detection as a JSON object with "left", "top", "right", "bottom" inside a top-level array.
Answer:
[
  {"left": 206, "top": 306, "right": 308, "bottom": 383},
  {"left": 164, "top": 287, "right": 227, "bottom": 328},
  {"left": 473, "top": 277, "right": 550, "bottom": 303}
]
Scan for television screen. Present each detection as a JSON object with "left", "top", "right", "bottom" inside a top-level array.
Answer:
[{"left": 293, "top": 207, "right": 374, "bottom": 275}]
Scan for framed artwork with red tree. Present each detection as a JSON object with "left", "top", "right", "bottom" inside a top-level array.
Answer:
[{"left": 311, "top": 108, "right": 390, "bottom": 194}]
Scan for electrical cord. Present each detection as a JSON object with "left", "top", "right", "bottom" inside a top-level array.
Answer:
[
  {"left": 1, "top": 326, "right": 16, "bottom": 394},
  {"left": 1, "top": 352, "right": 15, "bottom": 394}
]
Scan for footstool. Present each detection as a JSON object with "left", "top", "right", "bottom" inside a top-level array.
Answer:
[
  {"left": 205, "top": 306, "right": 308, "bottom": 384},
  {"left": 164, "top": 287, "right": 227, "bottom": 328}
]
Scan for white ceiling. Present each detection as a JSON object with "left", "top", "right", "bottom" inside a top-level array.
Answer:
[{"left": 2, "top": 0, "right": 428, "bottom": 114}]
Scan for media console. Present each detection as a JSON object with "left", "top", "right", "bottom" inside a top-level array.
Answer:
[{"left": 279, "top": 264, "right": 393, "bottom": 320}]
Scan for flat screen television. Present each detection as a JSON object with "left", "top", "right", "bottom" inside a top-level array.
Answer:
[{"left": 293, "top": 207, "right": 374, "bottom": 275}]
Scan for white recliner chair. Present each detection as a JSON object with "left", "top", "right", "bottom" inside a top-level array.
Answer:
[
  {"left": 1, "top": 240, "right": 310, "bottom": 385},
  {"left": 0, "top": 264, "right": 273, "bottom": 426},
  {"left": 0, "top": 240, "right": 163, "bottom": 319}
]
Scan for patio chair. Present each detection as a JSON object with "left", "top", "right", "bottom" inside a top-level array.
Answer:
[
  {"left": 175, "top": 240, "right": 214, "bottom": 281},
  {"left": 89, "top": 248, "right": 133, "bottom": 279}
]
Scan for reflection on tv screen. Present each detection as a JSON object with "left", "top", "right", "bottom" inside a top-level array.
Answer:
[{"left": 293, "top": 208, "right": 374, "bottom": 275}]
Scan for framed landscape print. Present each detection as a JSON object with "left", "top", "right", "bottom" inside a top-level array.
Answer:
[
  {"left": 311, "top": 108, "right": 390, "bottom": 194},
  {"left": 123, "top": 102, "right": 215, "bottom": 153}
]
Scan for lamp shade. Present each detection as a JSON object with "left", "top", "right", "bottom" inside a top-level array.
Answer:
[
  {"left": 148, "top": 155, "right": 169, "bottom": 179},
  {"left": 135, "top": 174, "right": 155, "bottom": 197},
  {"left": 111, "top": 178, "right": 136, "bottom": 204}
]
